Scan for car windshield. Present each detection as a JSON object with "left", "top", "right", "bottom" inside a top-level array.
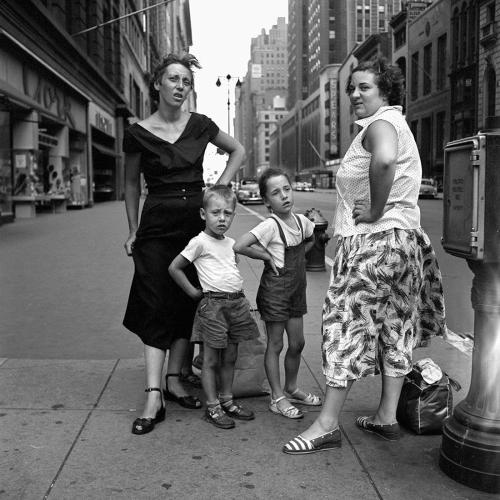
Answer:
[{"left": 421, "top": 179, "right": 433, "bottom": 186}]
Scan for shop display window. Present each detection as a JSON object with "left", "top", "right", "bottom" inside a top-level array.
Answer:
[{"left": 0, "top": 111, "right": 13, "bottom": 214}]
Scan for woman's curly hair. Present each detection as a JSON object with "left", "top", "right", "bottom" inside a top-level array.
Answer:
[
  {"left": 346, "top": 56, "right": 405, "bottom": 106},
  {"left": 149, "top": 53, "right": 201, "bottom": 104}
]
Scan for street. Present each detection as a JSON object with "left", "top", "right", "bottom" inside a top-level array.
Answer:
[{"left": 0, "top": 196, "right": 491, "bottom": 499}]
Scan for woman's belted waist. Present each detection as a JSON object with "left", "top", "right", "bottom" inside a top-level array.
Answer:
[{"left": 147, "top": 182, "right": 204, "bottom": 196}]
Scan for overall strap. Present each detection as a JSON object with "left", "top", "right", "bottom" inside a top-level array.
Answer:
[
  {"left": 270, "top": 215, "right": 288, "bottom": 248},
  {"left": 295, "top": 214, "right": 304, "bottom": 240}
]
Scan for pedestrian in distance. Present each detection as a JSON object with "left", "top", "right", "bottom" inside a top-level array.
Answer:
[
  {"left": 169, "top": 185, "right": 260, "bottom": 429},
  {"left": 233, "top": 167, "right": 322, "bottom": 420},
  {"left": 122, "top": 53, "right": 245, "bottom": 435},
  {"left": 282, "top": 57, "right": 446, "bottom": 455}
]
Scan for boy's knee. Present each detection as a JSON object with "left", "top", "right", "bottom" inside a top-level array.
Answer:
[
  {"left": 288, "top": 339, "right": 305, "bottom": 354},
  {"left": 267, "top": 337, "right": 284, "bottom": 353}
]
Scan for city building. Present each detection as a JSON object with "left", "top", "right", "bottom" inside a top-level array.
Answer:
[
  {"left": 254, "top": 96, "right": 288, "bottom": 176},
  {"left": 449, "top": 0, "right": 479, "bottom": 140},
  {"left": 0, "top": 0, "right": 192, "bottom": 224},
  {"left": 477, "top": 0, "right": 499, "bottom": 130},
  {"left": 234, "top": 17, "right": 288, "bottom": 178},
  {"left": 270, "top": 0, "right": 402, "bottom": 185},
  {"left": 406, "top": 0, "right": 451, "bottom": 182}
]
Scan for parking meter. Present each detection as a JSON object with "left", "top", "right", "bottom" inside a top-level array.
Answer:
[{"left": 439, "top": 132, "right": 500, "bottom": 493}]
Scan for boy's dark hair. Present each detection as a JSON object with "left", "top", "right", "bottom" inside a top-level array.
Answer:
[
  {"left": 203, "top": 184, "right": 236, "bottom": 209},
  {"left": 258, "top": 167, "right": 292, "bottom": 198},
  {"left": 346, "top": 56, "right": 404, "bottom": 106},
  {"left": 149, "top": 53, "right": 201, "bottom": 105}
]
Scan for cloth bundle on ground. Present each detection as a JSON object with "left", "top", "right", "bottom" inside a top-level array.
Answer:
[{"left": 397, "top": 358, "right": 461, "bottom": 435}]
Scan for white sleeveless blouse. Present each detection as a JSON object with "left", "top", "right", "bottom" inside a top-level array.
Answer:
[{"left": 334, "top": 106, "right": 421, "bottom": 237}]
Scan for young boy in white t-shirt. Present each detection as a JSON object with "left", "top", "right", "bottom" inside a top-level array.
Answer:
[{"left": 169, "top": 185, "right": 259, "bottom": 429}]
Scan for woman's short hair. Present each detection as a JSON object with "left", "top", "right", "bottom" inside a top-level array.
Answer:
[
  {"left": 258, "top": 167, "right": 292, "bottom": 198},
  {"left": 149, "top": 53, "right": 201, "bottom": 104},
  {"left": 202, "top": 185, "right": 236, "bottom": 210},
  {"left": 346, "top": 57, "right": 404, "bottom": 106}
]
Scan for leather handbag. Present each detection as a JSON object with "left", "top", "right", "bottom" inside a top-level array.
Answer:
[{"left": 397, "top": 359, "right": 461, "bottom": 435}]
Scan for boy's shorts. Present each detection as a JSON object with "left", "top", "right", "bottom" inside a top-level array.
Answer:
[{"left": 191, "top": 291, "right": 260, "bottom": 349}]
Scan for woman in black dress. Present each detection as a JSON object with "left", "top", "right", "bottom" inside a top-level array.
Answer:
[{"left": 123, "top": 53, "right": 244, "bottom": 435}]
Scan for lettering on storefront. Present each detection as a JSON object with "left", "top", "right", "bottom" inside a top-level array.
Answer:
[
  {"left": 22, "top": 64, "right": 75, "bottom": 128},
  {"left": 95, "top": 112, "right": 112, "bottom": 135},
  {"left": 329, "top": 78, "right": 338, "bottom": 155},
  {"left": 89, "top": 102, "right": 115, "bottom": 137}
]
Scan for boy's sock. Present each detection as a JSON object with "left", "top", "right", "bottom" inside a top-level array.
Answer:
[
  {"left": 219, "top": 393, "right": 255, "bottom": 421},
  {"left": 206, "top": 399, "right": 220, "bottom": 408},
  {"left": 219, "top": 394, "right": 233, "bottom": 406}
]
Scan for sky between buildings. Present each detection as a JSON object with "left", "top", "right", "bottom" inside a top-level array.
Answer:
[{"left": 189, "top": 0, "right": 288, "bottom": 179}]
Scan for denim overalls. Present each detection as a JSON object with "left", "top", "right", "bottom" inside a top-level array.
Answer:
[{"left": 256, "top": 215, "right": 308, "bottom": 322}]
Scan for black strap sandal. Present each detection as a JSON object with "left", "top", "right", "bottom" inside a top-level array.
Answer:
[
  {"left": 131, "top": 388, "right": 166, "bottom": 435},
  {"left": 164, "top": 374, "right": 201, "bottom": 409}
]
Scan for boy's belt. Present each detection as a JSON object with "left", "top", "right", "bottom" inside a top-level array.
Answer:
[{"left": 203, "top": 291, "right": 245, "bottom": 299}]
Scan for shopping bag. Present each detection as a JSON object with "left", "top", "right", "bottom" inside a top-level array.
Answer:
[
  {"left": 232, "top": 309, "right": 270, "bottom": 398},
  {"left": 396, "top": 358, "right": 461, "bottom": 435}
]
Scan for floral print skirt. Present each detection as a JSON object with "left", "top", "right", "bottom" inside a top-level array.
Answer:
[{"left": 322, "top": 228, "right": 446, "bottom": 388}]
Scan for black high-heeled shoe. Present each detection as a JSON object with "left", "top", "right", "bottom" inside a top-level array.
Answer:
[
  {"left": 131, "top": 388, "right": 166, "bottom": 435},
  {"left": 164, "top": 373, "right": 201, "bottom": 409}
]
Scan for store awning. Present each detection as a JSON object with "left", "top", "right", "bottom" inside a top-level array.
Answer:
[{"left": 92, "top": 143, "right": 121, "bottom": 157}]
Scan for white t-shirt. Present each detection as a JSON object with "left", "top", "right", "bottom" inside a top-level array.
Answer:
[
  {"left": 249, "top": 214, "right": 315, "bottom": 268},
  {"left": 335, "top": 105, "right": 421, "bottom": 237},
  {"left": 181, "top": 231, "right": 243, "bottom": 292}
]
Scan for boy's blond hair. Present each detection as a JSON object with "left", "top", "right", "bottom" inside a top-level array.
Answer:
[{"left": 203, "top": 185, "right": 236, "bottom": 209}]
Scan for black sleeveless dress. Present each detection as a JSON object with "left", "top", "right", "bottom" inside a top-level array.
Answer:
[{"left": 122, "top": 112, "right": 219, "bottom": 350}]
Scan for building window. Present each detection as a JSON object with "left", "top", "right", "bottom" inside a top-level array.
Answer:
[
  {"left": 394, "top": 28, "right": 406, "bottom": 49},
  {"left": 460, "top": 6, "right": 467, "bottom": 65},
  {"left": 437, "top": 35, "right": 447, "bottom": 91},
  {"left": 486, "top": 63, "right": 496, "bottom": 118},
  {"left": 435, "top": 111, "right": 446, "bottom": 160},
  {"left": 411, "top": 52, "right": 419, "bottom": 101},
  {"left": 423, "top": 43, "right": 432, "bottom": 95},
  {"left": 452, "top": 9, "right": 459, "bottom": 66}
]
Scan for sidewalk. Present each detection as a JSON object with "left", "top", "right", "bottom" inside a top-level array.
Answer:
[{"left": 0, "top": 202, "right": 493, "bottom": 499}]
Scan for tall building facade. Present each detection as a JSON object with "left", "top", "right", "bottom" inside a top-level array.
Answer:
[
  {"left": 0, "top": 0, "right": 192, "bottom": 223},
  {"left": 235, "top": 17, "right": 288, "bottom": 177},
  {"left": 273, "top": 0, "right": 402, "bottom": 185}
]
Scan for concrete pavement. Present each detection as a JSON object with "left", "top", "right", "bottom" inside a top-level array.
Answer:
[{"left": 0, "top": 202, "right": 494, "bottom": 499}]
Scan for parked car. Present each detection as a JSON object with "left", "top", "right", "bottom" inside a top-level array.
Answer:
[
  {"left": 237, "top": 179, "right": 263, "bottom": 204},
  {"left": 301, "top": 182, "right": 315, "bottom": 192},
  {"left": 293, "top": 181, "right": 315, "bottom": 192},
  {"left": 419, "top": 178, "right": 438, "bottom": 199}
]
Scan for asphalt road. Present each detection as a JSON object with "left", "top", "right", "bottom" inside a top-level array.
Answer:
[{"left": 244, "top": 190, "right": 474, "bottom": 336}]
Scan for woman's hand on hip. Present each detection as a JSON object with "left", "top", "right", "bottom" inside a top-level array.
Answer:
[
  {"left": 124, "top": 232, "right": 137, "bottom": 256},
  {"left": 352, "top": 200, "right": 394, "bottom": 225}
]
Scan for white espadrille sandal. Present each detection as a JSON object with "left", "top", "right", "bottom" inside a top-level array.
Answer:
[{"left": 282, "top": 428, "right": 341, "bottom": 455}]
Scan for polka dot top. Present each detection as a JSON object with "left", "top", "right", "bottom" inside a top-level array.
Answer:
[{"left": 334, "top": 106, "right": 421, "bottom": 237}]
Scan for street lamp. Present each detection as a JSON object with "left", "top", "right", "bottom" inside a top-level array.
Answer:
[
  {"left": 215, "top": 74, "right": 242, "bottom": 137},
  {"left": 215, "top": 74, "right": 243, "bottom": 182}
]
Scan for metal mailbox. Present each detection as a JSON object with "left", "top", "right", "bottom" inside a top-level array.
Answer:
[{"left": 443, "top": 133, "right": 500, "bottom": 262}]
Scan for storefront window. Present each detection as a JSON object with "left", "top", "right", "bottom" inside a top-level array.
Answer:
[{"left": 0, "top": 111, "right": 13, "bottom": 214}]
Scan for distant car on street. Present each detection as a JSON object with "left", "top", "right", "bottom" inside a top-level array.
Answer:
[
  {"left": 419, "top": 178, "right": 438, "bottom": 199},
  {"left": 236, "top": 178, "right": 263, "bottom": 204},
  {"left": 293, "top": 181, "right": 315, "bottom": 192}
]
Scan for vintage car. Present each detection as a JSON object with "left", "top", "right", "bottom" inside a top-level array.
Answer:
[
  {"left": 236, "top": 179, "right": 263, "bottom": 204},
  {"left": 419, "top": 178, "right": 438, "bottom": 199}
]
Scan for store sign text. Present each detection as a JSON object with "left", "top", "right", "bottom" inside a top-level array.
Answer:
[
  {"left": 95, "top": 112, "right": 113, "bottom": 136},
  {"left": 22, "top": 64, "right": 76, "bottom": 128}
]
